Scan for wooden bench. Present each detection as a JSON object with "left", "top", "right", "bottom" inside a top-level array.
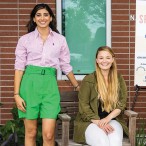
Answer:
[{"left": 55, "top": 91, "right": 138, "bottom": 146}]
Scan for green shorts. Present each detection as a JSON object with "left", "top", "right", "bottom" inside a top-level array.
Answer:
[{"left": 18, "top": 65, "right": 60, "bottom": 120}]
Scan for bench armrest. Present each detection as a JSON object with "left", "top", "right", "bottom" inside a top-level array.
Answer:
[
  {"left": 124, "top": 110, "right": 138, "bottom": 117},
  {"left": 124, "top": 110, "right": 138, "bottom": 146},
  {"left": 58, "top": 113, "right": 71, "bottom": 146},
  {"left": 58, "top": 113, "right": 71, "bottom": 121}
]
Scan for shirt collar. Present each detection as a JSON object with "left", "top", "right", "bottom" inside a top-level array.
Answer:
[{"left": 34, "top": 27, "right": 54, "bottom": 38}]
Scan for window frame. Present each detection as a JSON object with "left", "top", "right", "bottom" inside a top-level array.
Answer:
[{"left": 56, "top": 0, "right": 111, "bottom": 80}]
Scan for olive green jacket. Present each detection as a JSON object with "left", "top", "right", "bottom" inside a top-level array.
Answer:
[{"left": 73, "top": 72, "right": 128, "bottom": 144}]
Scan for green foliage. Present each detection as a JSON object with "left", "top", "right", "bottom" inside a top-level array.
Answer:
[
  {"left": 0, "top": 102, "right": 3, "bottom": 106},
  {"left": 136, "top": 118, "right": 146, "bottom": 146},
  {"left": 0, "top": 105, "right": 43, "bottom": 146},
  {"left": 0, "top": 105, "right": 25, "bottom": 145}
]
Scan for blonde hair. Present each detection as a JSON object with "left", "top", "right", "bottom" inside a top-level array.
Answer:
[{"left": 95, "top": 46, "right": 119, "bottom": 112}]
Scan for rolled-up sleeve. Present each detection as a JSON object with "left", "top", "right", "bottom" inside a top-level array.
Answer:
[
  {"left": 15, "top": 37, "right": 27, "bottom": 71},
  {"left": 116, "top": 74, "right": 127, "bottom": 112},
  {"left": 59, "top": 37, "right": 72, "bottom": 75}
]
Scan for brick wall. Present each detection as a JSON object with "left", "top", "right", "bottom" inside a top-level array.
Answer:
[
  {"left": 0, "top": 0, "right": 146, "bottom": 125},
  {"left": 112, "top": 0, "right": 146, "bottom": 127}
]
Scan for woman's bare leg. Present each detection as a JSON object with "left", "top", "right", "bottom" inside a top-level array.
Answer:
[
  {"left": 24, "top": 119, "right": 37, "bottom": 146},
  {"left": 42, "top": 119, "right": 56, "bottom": 146}
]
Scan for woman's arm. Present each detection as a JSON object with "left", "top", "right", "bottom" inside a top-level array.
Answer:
[
  {"left": 66, "top": 71, "right": 80, "bottom": 91},
  {"left": 78, "top": 77, "right": 100, "bottom": 121},
  {"left": 107, "top": 109, "right": 121, "bottom": 120},
  {"left": 14, "top": 70, "right": 26, "bottom": 112},
  {"left": 115, "top": 74, "right": 127, "bottom": 112},
  {"left": 98, "top": 109, "right": 121, "bottom": 127},
  {"left": 14, "top": 70, "right": 23, "bottom": 94}
]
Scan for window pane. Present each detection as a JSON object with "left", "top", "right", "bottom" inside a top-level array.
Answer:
[{"left": 62, "top": 0, "right": 106, "bottom": 74}]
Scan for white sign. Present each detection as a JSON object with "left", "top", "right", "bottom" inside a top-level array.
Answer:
[{"left": 134, "top": 0, "right": 146, "bottom": 86}]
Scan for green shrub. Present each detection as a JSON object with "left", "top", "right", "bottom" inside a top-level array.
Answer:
[
  {"left": 0, "top": 105, "right": 25, "bottom": 145},
  {"left": 136, "top": 118, "right": 146, "bottom": 146},
  {"left": 0, "top": 105, "right": 43, "bottom": 146}
]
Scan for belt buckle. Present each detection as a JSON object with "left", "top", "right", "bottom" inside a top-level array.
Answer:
[{"left": 41, "top": 69, "right": 45, "bottom": 75}]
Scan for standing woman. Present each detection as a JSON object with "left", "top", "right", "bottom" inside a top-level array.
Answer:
[
  {"left": 74, "top": 46, "right": 128, "bottom": 146},
  {"left": 14, "top": 3, "right": 79, "bottom": 146}
]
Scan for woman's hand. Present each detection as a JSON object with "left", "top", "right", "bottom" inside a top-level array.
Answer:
[
  {"left": 98, "top": 117, "right": 111, "bottom": 127},
  {"left": 91, "top": 119, "right": 100, "bottom": 125},
  {"left": 75, "top": 85, "right": 80, "bottom": 91},
  {"left": 91, "top": 119, "right": 114, "bottom": 134},
  {"left": 99, "top": 123, "right": 114, "bottom": 134},
  {"left": 14, "top": 95, "right": 26, "bottom": 112}
]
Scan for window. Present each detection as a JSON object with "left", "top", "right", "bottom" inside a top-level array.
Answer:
[{"left": 56, "top": 0, "right": 111, "bottom": 80}]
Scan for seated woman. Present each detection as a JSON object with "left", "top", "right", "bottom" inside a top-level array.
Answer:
[{"left": 73, "top": 46, "right": 128, "bottom": 146}]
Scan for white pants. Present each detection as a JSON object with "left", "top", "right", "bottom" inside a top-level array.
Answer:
[{"left": 85, "top": 120, "right": 123, "bottom": 146}]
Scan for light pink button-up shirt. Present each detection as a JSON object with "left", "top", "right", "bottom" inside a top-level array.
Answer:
[{"left": 15, "top": 28, "right": 72, "bottom": 75}]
